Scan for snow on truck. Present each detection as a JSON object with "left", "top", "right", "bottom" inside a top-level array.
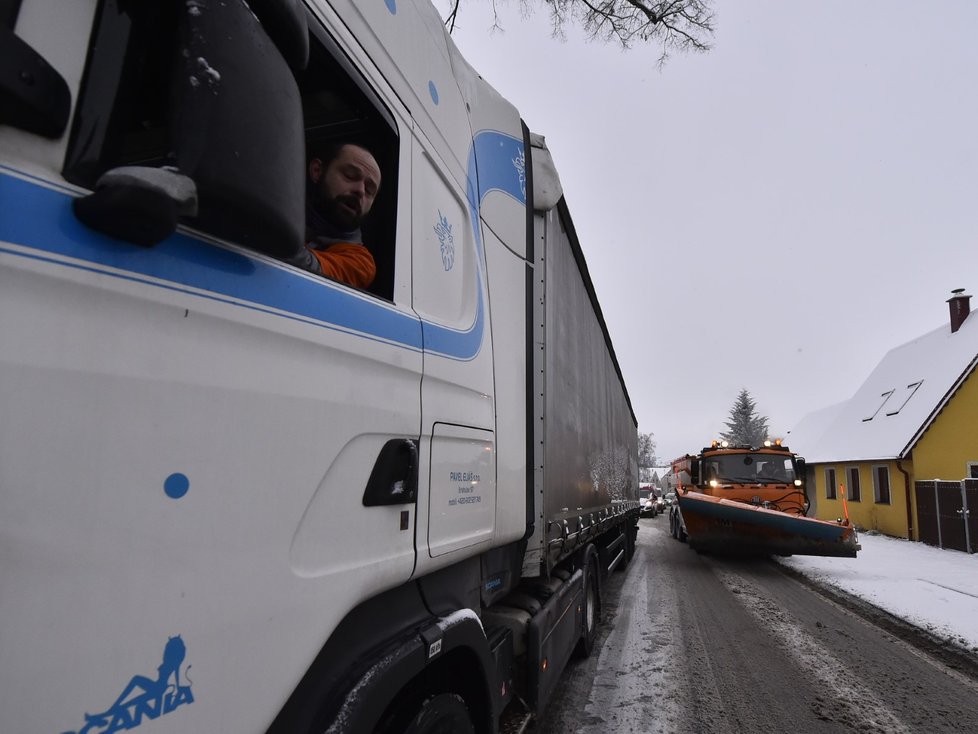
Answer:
[
  {"left": 0, "top": 1, "right": 639, "bottom": 733},
  {"left": 668, "top": 441, "right": 860, "bottom": 557}
]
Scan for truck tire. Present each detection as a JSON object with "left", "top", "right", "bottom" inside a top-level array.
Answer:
[
  {"left": 401, "top": 693, "right": 475, "bottom": 734},
  {"left": 574, "top": 550, "right": 600, "bottom": 658}
]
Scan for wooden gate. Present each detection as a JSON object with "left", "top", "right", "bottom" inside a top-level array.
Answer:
[{"left": 915, "top": 480, "right": 975, "bottom": 553}]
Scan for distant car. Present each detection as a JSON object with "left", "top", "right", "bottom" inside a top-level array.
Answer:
[
  {"left": 639, "top": 487, "right": 657, "bottom": 517},
  {"left": 663, "top": 492, "right": 677, "bottom": 506},
  {"left": 653, "top": 495, "right": 666, "bottom": 514}
]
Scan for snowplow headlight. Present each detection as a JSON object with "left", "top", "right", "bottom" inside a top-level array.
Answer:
[
  {"left": 709, "top": 479, "right": 719, "bottom": 488},
  {"left": 794, "top": 479, "right": 802, "bottom": 486},
  {"left": 720, "top": 440, "right": 729, "bottom": 448},
  {"left": 763, "top": 440, "right": 772, "bottom": 447}
]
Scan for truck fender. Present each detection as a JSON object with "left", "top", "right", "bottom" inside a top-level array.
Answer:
[{"left": 325, "top": 611, "right": 497, "bottom": 734}]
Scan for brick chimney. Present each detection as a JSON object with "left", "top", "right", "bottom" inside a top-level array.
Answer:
[{"left": 947, "top": 288, "right": 972, "bottom": 333}]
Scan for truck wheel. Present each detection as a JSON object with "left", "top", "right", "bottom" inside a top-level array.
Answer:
[
  {"left": 574, "top": 552, "right": 600, "bottom": 658},
  {"left": 402, "top": 693, "right": 475, "bottom": 734}
]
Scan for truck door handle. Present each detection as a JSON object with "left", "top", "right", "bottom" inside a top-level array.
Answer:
[{"left": 362, "top": 439, "right": 419, "bottom": 506}]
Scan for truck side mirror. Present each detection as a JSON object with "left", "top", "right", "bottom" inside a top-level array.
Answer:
[
  {"left": 171, "top": 0, "right": 305, "bottom": 257},
  {"left": 72, "top": 0, "right": 306, "bottom": 255},
  {"left": 1, "top": 26, "right": 71, "bottom": 138},
  {"left": 794, "top": 458, "right": 806, "bottom": 480}
]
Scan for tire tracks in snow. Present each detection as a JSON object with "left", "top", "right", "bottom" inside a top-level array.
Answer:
[{"left": 713, "top": 566, "right": 912, "bottom": 733}]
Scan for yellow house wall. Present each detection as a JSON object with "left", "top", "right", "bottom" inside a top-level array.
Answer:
[
  {"left": 912, "top": 369, "right": 978, "bottom": 481},
  {"left": 810, "top": 460, "right": 910, "bottom": 539}
]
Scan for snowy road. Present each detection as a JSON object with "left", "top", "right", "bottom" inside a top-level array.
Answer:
[{"left": 532, "top": 518, "right": 978, "bottom": 733}]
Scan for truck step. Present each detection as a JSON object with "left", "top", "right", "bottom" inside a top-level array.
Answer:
[{"left": 499, "top": 705, "right": 532, "bottom": 734}]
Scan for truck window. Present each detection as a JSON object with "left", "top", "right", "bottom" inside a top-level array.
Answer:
[
  {"left": 63, "top": 1, "right": 398, "bottom": 301},
  {"left": 296, "top": 26, "right": 399, "bottom": 300}
]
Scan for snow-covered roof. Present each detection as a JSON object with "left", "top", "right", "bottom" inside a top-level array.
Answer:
[
  {"left": 785, "top": 401, "right": 847, "bottom": 458},
  {"left": 790, "top": 310, "right": 978, "bottom": 463}
]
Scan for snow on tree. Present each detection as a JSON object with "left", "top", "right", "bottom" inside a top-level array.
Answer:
[
  {"left": 720, "top": 389, "right": 770, "bottom": 447},
  {"left": 638, "top": 431, "right": 657, "bottom": 482}
]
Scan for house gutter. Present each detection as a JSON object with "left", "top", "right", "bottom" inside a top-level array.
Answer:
[{"left": 897, "top": 459, "right": 913, "bottom": 540}]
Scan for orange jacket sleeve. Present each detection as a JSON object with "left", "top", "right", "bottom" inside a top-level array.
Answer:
[{"left": 309, "top": 242, "right": 377, "bottom": 290}]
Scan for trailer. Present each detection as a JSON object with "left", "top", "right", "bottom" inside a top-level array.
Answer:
[{"left": 0, "top": 1, "right": 638, "bottom": 732}]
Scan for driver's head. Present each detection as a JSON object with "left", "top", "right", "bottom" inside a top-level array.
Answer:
[{"left": 308, "top": 143, "right": 381, "bottom": 231}]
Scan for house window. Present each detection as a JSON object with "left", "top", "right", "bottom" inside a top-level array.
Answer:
[
  {"left": 846, "top": 466, "right": 861, "bottom": 502},
  {"left": 873, "top": 465, "right": 891, "bottom": 504},
  {"left": 825, "top": 467, "right": 837, "bottom": 499},
  {"left": 885, "top": 381, "right": 923, "bottom": 416},
  {"left": 968, "top": 462, "right": 978, "bottom": 479},
  {"left": 862, "top": 390, "right": 894, "bottom": 422}
]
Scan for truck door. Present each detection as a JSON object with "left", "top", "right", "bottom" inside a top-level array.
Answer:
[{"left": 411, "top": 129, "right": 498, "bottom": 567}]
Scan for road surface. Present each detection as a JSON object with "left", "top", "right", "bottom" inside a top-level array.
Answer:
[{"left": 532, "top": 517, "right": 978, "bottom": 733}]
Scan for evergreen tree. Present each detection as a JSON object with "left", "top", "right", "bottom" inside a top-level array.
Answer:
[{"left": 720, "top": 389, "right": 770, "bottom": 447}]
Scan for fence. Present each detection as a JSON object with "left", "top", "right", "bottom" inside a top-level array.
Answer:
[{"left": 915, "top": 479, "right": 978, "bottom": 553}]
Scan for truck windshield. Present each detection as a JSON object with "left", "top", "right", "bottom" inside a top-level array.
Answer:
[{"left": 703, "top": 454, "right": 796, "bottom": 484}]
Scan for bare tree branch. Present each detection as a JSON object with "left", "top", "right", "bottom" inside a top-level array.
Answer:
[
  {"left": 443, "top": 0, "right": 714, "bottom": 68},
  {"left": 445, "top": 0, "right": 461, "bottom": 32}
]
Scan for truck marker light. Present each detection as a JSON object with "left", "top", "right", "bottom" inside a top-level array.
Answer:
[{"left": 541, "top": 658, "right": 549, "bottom": 672}]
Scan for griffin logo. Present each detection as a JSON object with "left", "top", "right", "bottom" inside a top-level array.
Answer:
[{"left": 434, "top": 211, "right": 455, "bottom": 272}]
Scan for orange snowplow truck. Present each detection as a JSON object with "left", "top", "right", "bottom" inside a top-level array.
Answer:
[{"left": 668, "top": 441, "right": 859, "bottom": 557}]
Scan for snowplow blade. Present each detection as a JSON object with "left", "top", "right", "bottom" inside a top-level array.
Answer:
[{"left": 677, "top": 491, "right": 860, "bottom": 558}]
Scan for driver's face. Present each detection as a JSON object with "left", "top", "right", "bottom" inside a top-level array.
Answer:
[{"left": 311, "top": 145, "right": 381, "bottom": 230}]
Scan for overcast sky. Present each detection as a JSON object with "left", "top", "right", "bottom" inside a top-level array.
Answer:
[{"left": 435, "top": 0, "right": 978, "bottom": 463}]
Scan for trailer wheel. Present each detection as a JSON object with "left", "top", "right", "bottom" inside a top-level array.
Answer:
[
  {"left": 401, "top": 693, "right": 475, "bottom": 734},
  {"left": 574, "top": 550, "right": 600, "bottom": 658}
]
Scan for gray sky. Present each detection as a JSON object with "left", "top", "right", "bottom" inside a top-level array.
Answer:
[{"left": 436, "top": 0, "right": 978, "bottom": 462}]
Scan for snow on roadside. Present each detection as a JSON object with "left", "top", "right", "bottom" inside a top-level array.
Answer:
[{"left": 777, "top": 532, "right": 978, "bottom": 652}]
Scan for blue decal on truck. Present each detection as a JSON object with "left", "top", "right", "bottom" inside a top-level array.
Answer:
[
  {"left": 434, "top": 210, "right": 455, "bottom": 271},
  {"left": 163, "top": 473, "right": 190, "bottom": 499},
  {"left": 61, "top": 636, "right": 194, "bottom": 734}
]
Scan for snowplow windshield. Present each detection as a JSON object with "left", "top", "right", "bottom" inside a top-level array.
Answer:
[{"left": 703, "top": 454, "right": 796, "bottom": 484}]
